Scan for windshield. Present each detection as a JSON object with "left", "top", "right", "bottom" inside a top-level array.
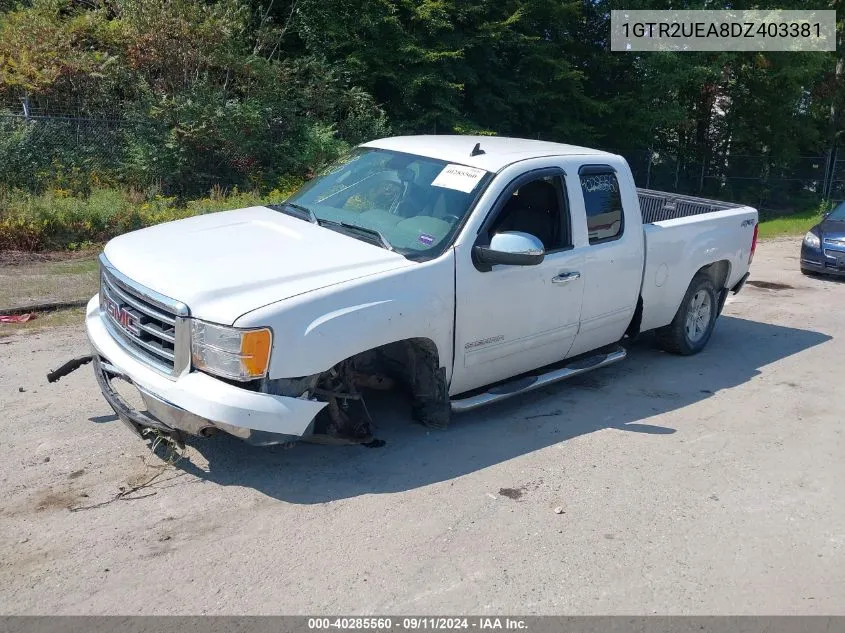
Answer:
[
  {"left": 283, "top": 148, "right": 491, "bottom": 259},
  {"left": 829, "top": 201, "right": 845, "bottom": 221}
]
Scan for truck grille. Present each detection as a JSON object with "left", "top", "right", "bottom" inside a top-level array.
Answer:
[{"left": 99, "top": 255, "right": 190, "bottom": 377}]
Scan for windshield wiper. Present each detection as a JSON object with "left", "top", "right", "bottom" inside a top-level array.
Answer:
[
  {"left": 267, "top": 202, "right": 317, "bottom": 224},
  {"left": 339, "top": 222, "right": 394, "bottom": 251},
  {"left": 318, "top": 219, "right": 393, "bottom": 251},
  {"left": 270, "top": 203, "right": 394, "bottom": 251}
]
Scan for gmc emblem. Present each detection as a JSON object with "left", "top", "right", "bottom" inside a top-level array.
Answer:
[{"left": 105, "top": 296, "right": 140, "bottom": 336}]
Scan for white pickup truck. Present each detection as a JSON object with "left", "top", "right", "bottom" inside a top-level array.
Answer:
[{"left": 82, "top": 136, "right": 758, "bottom": 446}]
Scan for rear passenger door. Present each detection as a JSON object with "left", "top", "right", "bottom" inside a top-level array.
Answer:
[{"left": 567, "top": 164, "right": 644, "bottom": 357}]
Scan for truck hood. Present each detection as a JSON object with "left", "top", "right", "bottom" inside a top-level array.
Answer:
[{"left": 103, "top": 206, "right": 413, "bottom": 324}]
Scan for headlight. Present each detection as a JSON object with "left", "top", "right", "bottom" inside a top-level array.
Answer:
[
  {"left": 191, "top": 320, "right": 272, "bottom": 381},
  {"left": 804, "top": 231, "right": 820, "bottom": 248}
]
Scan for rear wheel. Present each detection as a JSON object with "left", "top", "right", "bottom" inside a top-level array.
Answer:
[{"left": 656, "top": 274, "right": 718, "bottom": 355}]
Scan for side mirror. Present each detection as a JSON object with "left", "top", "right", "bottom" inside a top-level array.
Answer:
[{"left": 473, "top": 231, "right": 545, "bottom": 268}]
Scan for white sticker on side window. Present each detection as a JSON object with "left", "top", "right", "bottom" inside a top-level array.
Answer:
[{"left": 431, "top": 164, "right": 487, "bottom": 193}]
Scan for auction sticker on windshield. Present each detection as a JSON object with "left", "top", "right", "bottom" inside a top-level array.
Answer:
[{"left": 431, "top": 164, "right": 487, "bottom": 193}]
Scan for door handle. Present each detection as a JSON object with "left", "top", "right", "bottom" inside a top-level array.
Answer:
[{"left": 552, "top": 272, "right": 581, "bottom": 285}]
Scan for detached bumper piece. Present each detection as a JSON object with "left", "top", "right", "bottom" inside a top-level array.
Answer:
[
  {"left": 90, "top": 355, "right": 308, "bottom": 446},
  {"left": 46, "top": 355, "right": 93, "bottom": 383}
]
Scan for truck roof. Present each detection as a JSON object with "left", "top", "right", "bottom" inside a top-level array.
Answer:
[{"left": 361, "top": 135, "right": 616, "bottom": 173}]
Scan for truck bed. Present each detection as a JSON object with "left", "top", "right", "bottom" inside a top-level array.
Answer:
[
  {"left": 637, "top": 188, "right": 743, "bottom": 224},
  {"left": 636, "top": 189, "right": 757, "bottom": 334}
]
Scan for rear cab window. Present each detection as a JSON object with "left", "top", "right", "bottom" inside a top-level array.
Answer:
[{"left": 578, "top": 166, "right": 624, "bottom": 244}]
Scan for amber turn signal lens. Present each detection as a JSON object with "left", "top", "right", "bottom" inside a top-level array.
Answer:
[{"left": 240, "top": 328, "right": 272, "bottom": 377}]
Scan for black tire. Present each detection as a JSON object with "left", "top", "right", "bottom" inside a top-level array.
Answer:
[{"left": 655, "top": 273, "right": 719, "bottom": 355}]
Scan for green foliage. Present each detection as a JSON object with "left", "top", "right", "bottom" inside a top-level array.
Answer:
[
  {"left": 0, "top": 0, "right": 843, "bottom": 250},
  {"left": 0, "top": 0, "right": 391, "bottom": 199},
  {"left": 0, "top": 184, "right": 300, "bottom": 250}
]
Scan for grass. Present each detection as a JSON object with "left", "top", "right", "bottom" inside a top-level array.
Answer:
[
  {"left": 757, "top": 199, "right": 830, "bottom": 240},
  {"left": 0, "top": 255, "right": 99, "bottom": 309},
  {"left": 758, "top": 209, "right": 824, "bottom": 239}
]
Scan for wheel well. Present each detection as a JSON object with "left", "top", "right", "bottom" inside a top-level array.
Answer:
[
  {"left": 262, "top": 337, "right": 443, "bottom": 398},
  {"left": 350, "top": 337, "right": 450, "bottom": 427},
  {"left": 347, "top": 337, "right": 441, "bottom": 377},
  {"left": 697, "top": 260, "right": 731, "bottom": 289},
  {"left": 263, "top": 337, "right": 450, "bottom": 436}
]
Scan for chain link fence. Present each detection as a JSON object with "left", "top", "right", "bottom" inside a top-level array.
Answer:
[
  {"left": 0, "top": 105, "right": 292, "bottom": 197},
  {"left": 0, "top": 111, "right": 143, "bottom": 192},
  {"left": 612, "top": 149, "right": 832, "bottom": 220},
  {"left": 826, "top": 147, "right": 845, "bottom": 203},
  {"left": 0, "top": 109, "right": 839, "bottom": 217}
]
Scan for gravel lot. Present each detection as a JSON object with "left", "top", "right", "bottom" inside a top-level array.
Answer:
[{"left": 1, "top": 238, "right": 843, "bottom": 615}]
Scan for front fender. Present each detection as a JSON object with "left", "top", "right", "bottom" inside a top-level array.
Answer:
[{"left": 234, "top": 251, "right": 456, "bottom": 381}]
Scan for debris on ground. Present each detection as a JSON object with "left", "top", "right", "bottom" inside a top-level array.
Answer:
[
  {"left": 0, "top": 313, "right": 36, "bottom": 323},
  {"left": 525, "top": 410, "right": 562, "bottom": 419},
  {"left": 46, "top": 355, "right": 93, "bottom": 383},
  {"left": 70, "top": 432, "right": 185, "bottom": 512}
]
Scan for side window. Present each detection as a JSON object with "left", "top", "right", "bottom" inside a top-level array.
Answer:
[
  {"left": 579, "top": 170, "right": 623, "bottom": 244},
  {"left": 491, "top": 175, "right": 570, "bottom": 251}
]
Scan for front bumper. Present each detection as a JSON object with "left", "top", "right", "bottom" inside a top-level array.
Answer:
[
  {"left": 85, "top": 296, "right": 327, "bottom": 444},
  {"left": 800, "top": 239, "right": 845, "bottom": 276},
  {"left": 801, "top": 248, "right": 845, "bottom": 276}
]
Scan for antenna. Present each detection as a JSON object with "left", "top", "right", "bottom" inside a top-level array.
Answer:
[{"left": 470, "top": 142, "right": 485, "bottom": 157}]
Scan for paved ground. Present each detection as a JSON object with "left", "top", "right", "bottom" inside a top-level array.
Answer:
[{"left": 1, "top": 238, "right": 843, "bottom": 615}]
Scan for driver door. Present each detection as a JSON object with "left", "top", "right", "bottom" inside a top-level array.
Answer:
[{"left": 450, "top": 167, "right": 586, "bottom": 396}]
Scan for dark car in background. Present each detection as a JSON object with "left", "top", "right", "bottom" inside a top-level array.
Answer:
[{"left": 801, "top": 201, "right": 845, "bottom": 277}]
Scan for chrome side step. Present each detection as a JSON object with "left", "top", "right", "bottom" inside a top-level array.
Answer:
[{"left": 450, "top": 346, "right": 627, "bottom": 413}]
